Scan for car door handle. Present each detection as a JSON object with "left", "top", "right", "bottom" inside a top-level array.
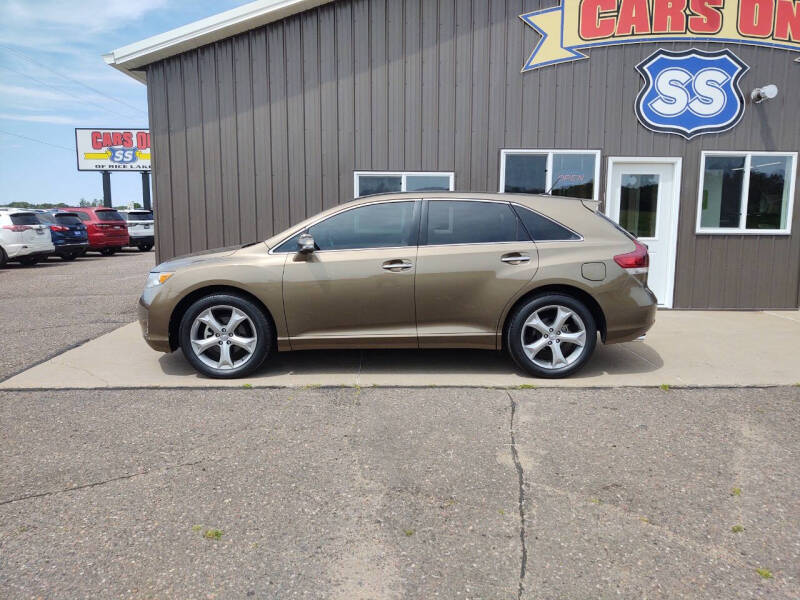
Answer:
[
  {"left": 501, "top": 253, "right": 530, "bottom": 264},
  {"left": 381, "top": 259, "right": 413, "bottom": 272}
]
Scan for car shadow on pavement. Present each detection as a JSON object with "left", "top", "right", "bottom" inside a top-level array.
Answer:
[{"left": 156, "top": 341, "right": 664, "bottom": 381}]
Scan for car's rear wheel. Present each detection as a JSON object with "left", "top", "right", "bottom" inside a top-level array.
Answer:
[
  {"left": 507, "top": 293, "right": 597, "bottom": 379},
  {"left": 138, "top": 243, "right": 153, "bottom": 252},
  {"left": 0, "top": 247, "right": 7, "bottom": 268},
  {"left": 100, "top": 248, "right": 116, "bottom": 256},
  {"left": 18, "top": 256, "right": 39, "bottom": 266},
  {"left": 178, "top": 294, "right": 273, "bottom": 379},
  {"left": 60, "top": 252, "right": 78, "bottom": 261}
]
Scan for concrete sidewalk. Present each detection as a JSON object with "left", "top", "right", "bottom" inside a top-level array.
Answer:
[{"left": 3, "top": 309, "right": 798, "bottom": 389}]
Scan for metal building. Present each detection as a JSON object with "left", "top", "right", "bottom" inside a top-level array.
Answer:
[{"left": 106, "top": 0, "right": 800, "bottom": 309}]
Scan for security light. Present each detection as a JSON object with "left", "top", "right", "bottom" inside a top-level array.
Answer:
[{"left": 751, "top": 84, "right": 778, "bottom": 104}]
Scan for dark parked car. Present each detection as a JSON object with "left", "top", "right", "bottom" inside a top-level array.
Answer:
[
  {"left": 71, "top": 207, "right": 129, "bottom": 255},
  {"left": 36, "top": 211, "right": 89, "bottom": 260}
]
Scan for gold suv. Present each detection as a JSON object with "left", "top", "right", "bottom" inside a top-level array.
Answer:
[{"left": 139, "top": 193, "right": 656, "bottom": 379}]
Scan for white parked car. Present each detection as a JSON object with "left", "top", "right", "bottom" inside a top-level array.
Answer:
[
  {"left": 119, "top": 209, "right": 154, "bottom": 252},
  {"left": 0, "top": 208, "right": 55, "bottom": 267}
]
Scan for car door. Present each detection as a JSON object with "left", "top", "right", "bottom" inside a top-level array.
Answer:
[
  {"left": 414, "top": 199, "right": 538, "bottom": 349},
  {"left": 281, "top": 200, "right": 420, "bottom": 349}
]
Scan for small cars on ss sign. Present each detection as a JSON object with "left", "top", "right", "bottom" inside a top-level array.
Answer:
[{"left": 138, "top": 193, "right": 656, "bottom": 379}]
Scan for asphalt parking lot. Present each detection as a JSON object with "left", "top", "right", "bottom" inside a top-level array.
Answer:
[
  {"left": 1, "top": 249, "right": 799, "bottom": 599},
  {"left": 0, "top": 250, "right": 154, "bottom": 380},
  {"left": 1, "top": 386, "right": 798, "bottom": 599}
]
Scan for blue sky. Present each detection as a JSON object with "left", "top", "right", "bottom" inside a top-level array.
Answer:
[{"left": 0, "top": 0, "right": 245, "bottom": 206}]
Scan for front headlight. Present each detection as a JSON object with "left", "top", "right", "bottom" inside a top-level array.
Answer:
[{"left": 145, "top": 271, "right": 174, "bottom": 288}]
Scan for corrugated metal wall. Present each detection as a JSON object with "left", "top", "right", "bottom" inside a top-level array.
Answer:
[{"left": 145, "top": 0, "right": 800, "bottom": 309}]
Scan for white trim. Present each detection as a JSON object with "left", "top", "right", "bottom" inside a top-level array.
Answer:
[
  {"left": 353, "top": 171, "right": 455, "bottom": 197},
  {"left": 104, "top": 0, "right": 333, "bottom": 83},
  {"left": 498, "top": 149, "right": 602, "bottom": 202},
  {"left": 605, "top": 156, "right": 682, "bottom": 309},
  {"left": 695, "top": 151, "right": 797, "bottom": 235}
]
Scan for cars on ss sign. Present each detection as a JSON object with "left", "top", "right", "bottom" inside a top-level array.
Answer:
[
  {"left": 36, "top": 211, "right": 89, "bottom": 260},
  {"left": 0, "top": 208, "right": 55, "bottom": 266},
  {"left": 71, "top": 207, "right": 129, "bottom": 255},
  {"left": 139, "top": 192, "right": 656, "bottom": 379},
  {"left": 119, "top": 209, "right": 155, "bottom": 252}
]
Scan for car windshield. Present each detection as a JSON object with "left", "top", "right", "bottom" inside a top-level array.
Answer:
[
  {"left": 10, "top": 213, "right": 40, "bottom": 225},
  {"left": 55, "top": 214, "right": 82, "bottom": 226},
  {"left": 96, "top": 210, "right": 124, "bottom": 222}
]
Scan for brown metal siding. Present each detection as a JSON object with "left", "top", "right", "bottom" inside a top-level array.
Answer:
[{"left": 146, "top": 0, "right": 800, "bottom": 309}]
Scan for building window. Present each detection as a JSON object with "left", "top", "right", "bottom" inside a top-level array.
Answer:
[
  {"left": 354, "top": 171, "right": 454, "bottom": 198},
  {"left": 499, "top": 150, "right": 601, "bottom": 201},
  {"left": 697, "top": 152, "right": 797, "bottom": 234}
]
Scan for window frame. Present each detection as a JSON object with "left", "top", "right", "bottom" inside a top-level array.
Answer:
[
  {"left": 353, "top": 171, "right": 455, "bottom": 197},
  {"left": 696, "top": 150, "right": 797, "bottom": 235},
  {"left": 498, "top": 149, "right": 602, "bottom": 202},
  {"left": 269, "top": 199, "right": 421, "bottom": 254}
]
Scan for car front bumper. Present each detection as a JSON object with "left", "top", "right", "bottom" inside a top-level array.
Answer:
[{"left": 138, "top": 296, "right": 171, "bottom": 352}]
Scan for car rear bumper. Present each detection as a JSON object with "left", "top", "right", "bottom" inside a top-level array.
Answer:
[
  {"left": 54, "top": 242, "right": 88, "bottom": 254},
  {"left": 4, "top": 242, "right": 55, "bottom": 259},
  {"left": 129, "top": 235, "right": 154, "bottom": 246},
  {"left": 88, "top": 235, "right": 129, "bottom": 249},
  {"left": 601, "top": 283, "right": 658, "bottom": 344},
  {"left": 138, "top": 297, "right": 171, "bottom": 352}
]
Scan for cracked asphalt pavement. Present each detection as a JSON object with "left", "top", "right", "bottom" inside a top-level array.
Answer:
[
  {"left": 1, "top": 386, "right": 798, "bottom": 599},
  {"left": 0, "top": 250, "right": 154, "bottom": 381}
]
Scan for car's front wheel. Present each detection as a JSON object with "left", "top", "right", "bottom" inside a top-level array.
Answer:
[
  {"left": 178, "top": 294, "right": 273, "bottom": 379},
  {"left": 506, "top": 293, "right": 597, "bottom": 379}
]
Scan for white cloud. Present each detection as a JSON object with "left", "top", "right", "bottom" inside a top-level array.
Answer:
[
  {"left": 3, "top": 0, "right": 168, "bottom": 33},
  {"left": 0, "top": 83, "right": 71, "bottom": 102},
  {"left": 0, "top": 112, "right": 75, "bottom": 124}
]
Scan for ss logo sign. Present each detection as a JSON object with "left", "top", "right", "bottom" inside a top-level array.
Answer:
[{"left": 635, "top": 49, "right": 748, "bottom": 139}]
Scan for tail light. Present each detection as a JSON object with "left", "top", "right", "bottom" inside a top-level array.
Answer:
[
  {"left": 614, "top": 239, "right": 649, "bottom": 273},
  {"left": 2, "top": 225, "right": 32, "bottom": 232},
  {"left": 50, "top": 225, "right": 69, "bottom": 232}
]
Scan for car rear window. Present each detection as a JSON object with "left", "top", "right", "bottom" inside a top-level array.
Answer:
[
  {"left": 512, "top": 206, "right": 581, "bottom": 241},
  {"left": 96, "top": 210, "right": 124, "bottom": 222},
  {"left": 55, "top": 214, "right": 82, "bottom": 226},
  {"left": 127, "top": 211, "right": 153, "bottom": 220},
  {"left": 10, "top": 213, "right": 40, "bottom": 226}
]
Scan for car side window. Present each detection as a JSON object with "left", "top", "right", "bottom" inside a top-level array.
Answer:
[
  {"left": 425, "top": 200, "right": 524, "bottom": 245},
  {"left": 75, "top": 212, "right": 91, "bottom": 222},
  {"left": 275, "top": 201, "right": 417, "bottom": 252},
  {"left": 512, "top": 205, "right": 581, "bottom": 241}
]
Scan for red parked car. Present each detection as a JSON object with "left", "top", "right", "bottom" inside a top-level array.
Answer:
[{"left": 71, "top": 207, "right": 129, "bottom": 255}]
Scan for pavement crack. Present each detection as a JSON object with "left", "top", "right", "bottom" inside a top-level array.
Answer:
[
  {"left": 0, "top": 459, "right": 204, "bottom": 506},
  {"left": 508, "top": 392, "right": 528, "bottom": 600}
]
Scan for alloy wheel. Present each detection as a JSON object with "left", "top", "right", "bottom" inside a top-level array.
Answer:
[
  {"left": 189, "top": 305, "right": 258, "bottom": 371},
  {"left": 521, "top": 304, "right": 587, "bottom": 370}
]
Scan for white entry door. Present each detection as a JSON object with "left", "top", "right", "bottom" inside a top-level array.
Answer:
[{"left": 606, "top": 158, "right": 681, "bottom": 308}]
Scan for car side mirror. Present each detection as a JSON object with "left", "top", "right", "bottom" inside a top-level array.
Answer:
[{"left": 297, "top": 233, "right": 315, "bottom": 254}]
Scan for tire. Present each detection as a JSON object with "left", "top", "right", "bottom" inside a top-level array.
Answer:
[
  {"left": 506, "top": 293, "right": 597, "bottom": 379},
  {"left": 0, "top": 247, "right": 7, "bottom": 268},
  {"left": 138, "top": 243, "right": 153, "bottom": 252},
  {"left": 18, "top": 256, "right": 39, "bottom": 266},
  {"left": 100, "top": 248, "right": 116, "bottom": 256},
  {"left": 178, "top": 293, "right": 273, "bottom": 379},
  {"left": 60, "top": 252, "right": 78, "bottom": 261}
]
